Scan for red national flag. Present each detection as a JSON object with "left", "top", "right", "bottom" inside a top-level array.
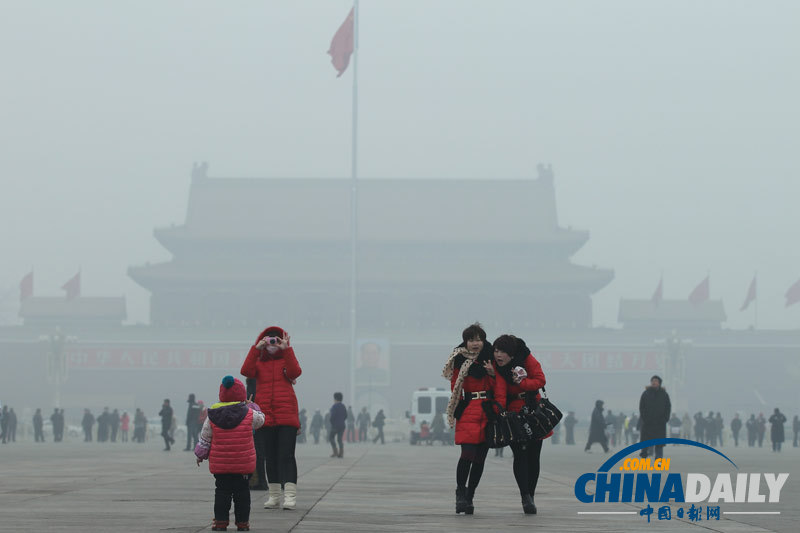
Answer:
[
  {"left": 651, "top": 277, "right": 663, "bottom": 307},
  {"left": 688, "top": 276, "right": 709, "bottom": 305},
  {"left": 328, "top": 8, "right": 355, "bottom": 77},
  {"left": 19, "top": 271, "right": 33, "bottom": 301},
  {"left": 740, "top": 276, "right": 757, "bottom": 311},
  {"left": 786, "top": 278, "right": 800, "bottom": 307},
  {"left": 61, "top": 271, "right": 81, "bottom": 300}
]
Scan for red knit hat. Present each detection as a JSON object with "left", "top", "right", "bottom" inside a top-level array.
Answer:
[{"left": 219, "top": 375, "right": 246, "bottom": 402}]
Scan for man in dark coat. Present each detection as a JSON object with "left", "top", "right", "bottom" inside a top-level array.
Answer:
[
  {"left": 705, "top": 411, "right": 716, "bottom": 446},
  {"left": 768, "top": 408, "right": 787, "bottom": 452},
  {"left": 82, "top": 409, "right": 95, "bottom": 442},
  {"left": 731, "top": 414, "right": 742, "bottom": 447},
  {"left": 183, "top": 393, "right": 201, "bottom": 451},
  {"left": 158, "top": 399, "right": 174, "bottom": 451},
  {"left": 585, "top": 400, "right": 610, "bottom": 453},
  {"left": 33, "top": 408, "right": 45, "bottom": 442},
  {"left": 110, "top": 409, "right": 120, "bottom": 442},
  {"left": 372, "top": 409, "right": 386, "bottom": 444},
  {"left": 638, "top": 375, "right": 671, "bottom": 459},
  {"left": 97, "top": 407, "right": 110, "bottom": 442},
  {"left": 310, "top": 410, "right": 323, "bottom": 444},
  {"left": 693, "top": 412, "right": 705, "bottom": 443},
  {"left": 745, "top": 414, "right": 757, "bottom": 447},
  {"left": 564, "top": 411, "right": 577, "bottom": 445},
  {"left": 49, "top": 408, "right": 59, "bottom": 442}
]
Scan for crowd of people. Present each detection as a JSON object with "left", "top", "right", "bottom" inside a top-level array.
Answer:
[
  {"left": 302, "top": 404, "right": 387, "bottom": 448},
  {"left": 0, "top": 397, "right": 209, "bottom": 446},
  {"left": 580, "top": 395, "right": 797, "bottom": 454},
  {"left": 5, "top": 320, "right": 798, "bottom": 532}
]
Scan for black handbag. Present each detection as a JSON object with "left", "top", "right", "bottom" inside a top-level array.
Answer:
[
  {"left": 482, "top": 401, "right": 516, "bottom": 448},
  {"left": 520, "top": 387, "right": 563, "bottom": 439}
]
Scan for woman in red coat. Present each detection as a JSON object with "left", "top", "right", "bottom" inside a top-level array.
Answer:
[
  {"left": 442, "top": 323, "right": 505, "bottom": 514},
  {"left": 491, "top": 334, "right": 548, "bottom": 515},
  {"left": 240, "top": 325, "right": 302, "bottom": 510}
]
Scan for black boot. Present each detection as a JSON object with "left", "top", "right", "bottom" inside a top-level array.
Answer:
[
  {"left": 455, "top": 487, "right": 468, "bottom": 514},
  {"left": 521, "top": 493, "right": 537, "bottom": 514},
  {"left": 465, "top": 486, "right": 475, "bottom": 515}
]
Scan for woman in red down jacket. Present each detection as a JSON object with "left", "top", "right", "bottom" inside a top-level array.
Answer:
[
  {"left": 442, "top": 323, "right": 506, "bottom": 515},
  {"left": 240, "top": 326, "right": 302, "bottom": 510},
  {"left": 490, "top": 334, "right": 548, "bottom": 515}
]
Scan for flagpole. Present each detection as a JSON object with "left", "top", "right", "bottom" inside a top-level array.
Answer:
[
  {"left": 349, "top": 0, "right": 360, "bottom": 408},
  {"left": 754, "top": 272, "right": 758, "bottom": 329}
]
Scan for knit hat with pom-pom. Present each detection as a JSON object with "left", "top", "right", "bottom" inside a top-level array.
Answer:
[{"left": 219, "top": 375, "right": 246, "bottom": 403}]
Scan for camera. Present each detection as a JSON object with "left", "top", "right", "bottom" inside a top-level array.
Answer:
[{"left": 266, "top": 336, "right": 280, "bottom": 345}]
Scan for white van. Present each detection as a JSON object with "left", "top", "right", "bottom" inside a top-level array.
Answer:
[{"left": 407, "top": 388, "right": 452, "bottom": 445}]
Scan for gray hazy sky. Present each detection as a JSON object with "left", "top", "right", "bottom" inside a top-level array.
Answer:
[{"left": 2, "top": 1, "right": 799, "bottom": 329}]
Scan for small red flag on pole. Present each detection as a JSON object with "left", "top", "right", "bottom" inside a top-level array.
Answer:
[
  {"left": 688, "top": 276, "right": 709, "bottom": 305},
  {"left": 740, "top": 276, "right": 757, "bottom": 311},
  {"left": 61, "top": 271, "right": 81, "bottom": 300},
  {"left": 786, "top": 278, "right": 800, "bottom": 307},
  {"left": 328, "top": 8, "right": 355, "bottom": 77},
  {"left": 651, "top": 277, "right": 663, "bottom": 307},
  {"left": 19, "top": 271, "right": 33, "bottom": 301}
]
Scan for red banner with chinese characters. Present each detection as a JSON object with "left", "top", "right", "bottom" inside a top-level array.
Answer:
[
  {"left": 63, "top": 344, "right": 662, "bottom": 372},
  {"left": 65, "top": 345, "right": 247, "bottom": 369},
  {"left": 536, "top": 350, "right": 661, "bottom": 372}
]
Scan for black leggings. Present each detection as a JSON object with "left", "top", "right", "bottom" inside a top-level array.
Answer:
[
  {"left": 255, "top": 425, "right": 298, "bottom": 485},
  {"left": 456, "top": 443, "right": 489, "bottom": 490},
  {"left": 510, "top": 439, "right": 543, "bottom": 497}
]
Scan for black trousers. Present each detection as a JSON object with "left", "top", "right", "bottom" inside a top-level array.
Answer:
[
  {"left": 162, "top": 424, "right": 172, "bottom": 449},
  {"left": 255, "top": 426, "right": 298, "bottom": 485},
  {"left": 214, "top": 473, "right": 250, "bottom": 523},
  {"left": 510, "top": 439, "right": 543, "bottom": 497},
  {"left": 330, "top": 428, "right": 344, "bottom": 453},
  {"left": 640, "top": 444, "right": 664, "bottom": 459},
  {"left": 358, "top": 426, "right": 367, "bottom": 442},
  {"left": 585, "top": 435, "right": 608, "bottom": 452},
  {"left": 373, "top": 426, "right": 385, "bottom": 444}
]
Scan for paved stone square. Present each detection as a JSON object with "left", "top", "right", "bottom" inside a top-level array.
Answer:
[{"left": 0, "top": 437, "right": 796, "bottom": 532}]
